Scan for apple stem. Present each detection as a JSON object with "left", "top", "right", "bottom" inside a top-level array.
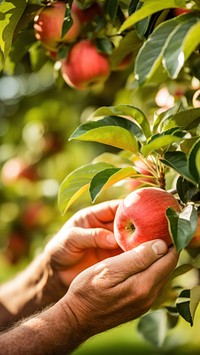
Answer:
[{"left": 158, "top": 170, "right": 166, "bottom": 190}]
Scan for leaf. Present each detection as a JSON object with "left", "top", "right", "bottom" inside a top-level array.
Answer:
[
  {"left": 109, "top": 30, "right": 141, "bottom": 67},
  {"left": 176, "top": 286, "right": 200, "bottom": 326},
  {"left": 162, "top": 16, "right": 199, "bottom": 78},
  {"left": 176, "top": 289, "right": 193, "bottom": 325},
  {"left": 188, "top": 138, "right": 200, "bottom": 186},
  {"left": 134, "top": 14, "right": 197, "bottom": 86},
  {"left": 161, "top": 151, "right": 195, "bottom": 183},
  {"left": 89, "top": 104, "right": 151, "bottom": 139},
  {"left": 0, "top": 0, "right": 27, "bottom": 69},
  {"left": 166, "top": 204, "right": 199, "bottom": 252},
  {"left": 69, "top": 116, "right": 140, "bottom": 153},
  {"left": 120, "top": 0, "right": 186, "bottom": 32},
  {"left": 105, "top": 0, "right": 119, "bottom": 22},
  {"left": 58, "top": 162, "right": 114, "bottom": 215},
  {"left": 163, "top": 107, "right": 200, "bottom": 132},
  {"left": 176, "top": 176, "right": 200, "bottom": 203},
  {"left": 138, "top": 309, "right": 169, "bottom": 347},
  {"left": 89, "top": 166, "right": 137, "bottom": 202},
  {"left": 141, "top": 129, "right": 183, "bottom": 157}
]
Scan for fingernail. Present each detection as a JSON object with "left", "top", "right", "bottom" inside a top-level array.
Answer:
[
  {"left": 106, "top": 234, "right": 118, "bottom": 246},
  {"left": 152, "top": 240, "right": 167, "bottom": 256}
]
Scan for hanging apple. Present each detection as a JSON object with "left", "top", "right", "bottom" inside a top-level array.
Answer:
[{"left": 114, "top": 187, "right": 181, "bottom": 251}]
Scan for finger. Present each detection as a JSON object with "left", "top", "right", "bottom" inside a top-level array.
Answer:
[
  {"left": 64, "top": 227, "right": 121, "bottom": 252},
  {"left": 103, "top": 239, "right": 169, "bottom": 280},
  {"left": 81, "top": 200, "right": 121, "bottom": 225}
]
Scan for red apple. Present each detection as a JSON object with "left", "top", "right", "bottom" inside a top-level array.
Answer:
[
  {"left": 61, "top": 39, "right": 110, "bottom": 90},
  {"left": 173, "top": 8, "right": 191, "bottom": 16},
  {"left": 34, "top": 1, "right": 81, "bottom": 51},
  {"left": 114, "top": 187, "right": 181, "bottom": 251},
  {"left": 114, "top": 53, "right": 133, "bottom": 71},
  {"left": 187, "top": 214, "right": 200, "bottom": 248},
  {"left": 72, "top": 1, "right": 103, "bottom": 24},
  {"left": 1, "top": 157, "right": 38, "bottom": 185}
]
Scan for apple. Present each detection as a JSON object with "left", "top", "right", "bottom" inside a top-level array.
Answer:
[
  {"left": 72, "top": 1, "right": 103, "bottom": 24},
  {"left": 34, "top": 1, "right": 81, "bottom": 51},
  {"left": 1, "top": 157, "right": 38, "bottom": 185},
  {"left": 173, "top": 8, "right": 191, "bottom": 16},
  {"left": 3, "top": 232, "right": 29, "bottom": 264},
  {"left": 114, "top": 187, "right": 181, "bottom": 251},
  {"left": 114, "top": 53, "right": 133, "bottom": 71},
  {"left": 61, "top": 39, "right": 110, "bottom": 90},
  {"left": 187, "top": 214, "right": 200, "bottom": 248}
]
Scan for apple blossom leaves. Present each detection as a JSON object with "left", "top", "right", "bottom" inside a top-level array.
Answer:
[{"left": 166, "top": 204, "right": 198, "bottom": 252}]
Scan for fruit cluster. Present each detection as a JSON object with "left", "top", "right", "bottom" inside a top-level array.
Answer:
[{"left": 34, "top": 0, "right": 132, "bottom": 90}]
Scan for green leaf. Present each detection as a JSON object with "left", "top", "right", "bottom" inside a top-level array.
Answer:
[
  {"left": 188, "top": 138, "right": 200, "bottom": 186},
  {"left": 141, "top": 130, "right": 182, "bottom": 157},
  {"left": 166, "top": 204, "right": 198, "bottom": 252},
  {"left": 138, "top": 309, "right": 169, "bottom": 347},
  {"left": 176, "top": 176, "right": 200, "bottom": 203},
  {"left": 120, "top": 0, "right": 186, "bottom": 32},
  {"left": 58, "top": 162, "right": 114, "bottom": 215},
  {"left": 89, "top": 166, "right": 137, "bottom": 202},
  {"left": 0, "top": 0, "right": 27, "bottom": 69},
  {"left": 176, "top": 289, "right": 193, "bottom": 325},
  {"left": 161, "top": 151, "right": 195, "bottom": 183},
  {"left": 109, "top": 30, "right": 141, "bottom": 67},
  {"left": 134, "top": 14, "right": 197, "bottom": 86},
  {"left": 105, "top": 0, "right": 119, "bottom": 22},
  {"left": 69, "top": 116, "right": 140, "bottom": 153},
  {"left": 89, "top": 104, "right": 151, "bottom": 139},
  {"left": 162, "top": 16, "right": 199, "bottom": 78},
  {"left": 176, "top": 286, "right": 200, "bottom": 326},
  {"left": 163, "top": 107, "right": 200, "bottom": 132}
]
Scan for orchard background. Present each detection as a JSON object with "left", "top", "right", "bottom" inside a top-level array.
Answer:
[{"left": 0, "top": 0, "right": 200, "bottom": 353}]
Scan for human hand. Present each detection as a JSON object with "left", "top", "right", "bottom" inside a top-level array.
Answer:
[
  {"left": 44, "top": 200, "right": 122, "bottom": 288},
  {"left": 61, "top": 239, "right": 179, "bottom": 339}
]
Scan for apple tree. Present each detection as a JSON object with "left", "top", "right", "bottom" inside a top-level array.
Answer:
[{"left": 0, "top": 0, "right": 200, "bottom": 349}]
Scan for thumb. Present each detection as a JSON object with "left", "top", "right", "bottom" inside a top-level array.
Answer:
[{"left": 105, "top": 239, "right": 169, "bottom": 279}]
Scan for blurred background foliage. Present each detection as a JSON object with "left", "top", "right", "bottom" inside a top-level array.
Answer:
[{"left": 1, "top": 0, "right": 200, "bottom": 353}]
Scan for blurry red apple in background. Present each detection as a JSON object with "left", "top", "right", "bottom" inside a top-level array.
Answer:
[
  {"left": 1, "top": 157, "right": 38, "bottom": 185},
  {"left": 114, "top": 187, "right": 181, "bottom": 251},
  {"left": 61, "top": 39, "right": 110, "bottom": 90},
  {"left": 3, "top": 231, "right": 30, "bottom": 264},
  {"left": 72, "top": 1, "right": 103, "bottom": 24},
  {"left": 34, "top": 1, "right": 81, "bottom": 51}
]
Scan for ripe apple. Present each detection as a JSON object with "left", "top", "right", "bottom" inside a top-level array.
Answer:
[
  {"left": 187, "top": 214, "right": 200, "bottom": 248},
  {"left": 1, "top": 157, "right": 38, "bottom": 185},
  {"left": 72, "top": 1, "right": 103, "bottom": 24},
  {"left": 61, "top": 39, "right": 110, "bottom": 90},
  {"left": 34, "top": 1, "right": 81, "bottom": 51},
  {"left": 114, "top": 187, "right": 181, "bottom": 251},
  {"left": 173, "top": 8, "right": 191, "bottom": 16}
]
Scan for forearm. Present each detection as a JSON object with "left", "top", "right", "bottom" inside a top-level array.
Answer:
[
  {"left": 0, "top": 254, "right": 67, "bottom": 330},
  {"left": 0, "top": 299, "right": 86, "bottom": 355}
]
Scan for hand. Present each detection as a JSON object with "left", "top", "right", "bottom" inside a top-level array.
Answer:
[
  {"left": 61, "top": 239, "right": 179, "bottom": 339},
  {"left": 44, "top": 200, "right": 122, "bottom": 287}
]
